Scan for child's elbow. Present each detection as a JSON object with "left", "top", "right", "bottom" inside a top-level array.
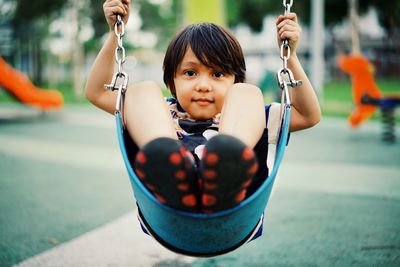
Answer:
[
  {"left": 85, "top": 87, "right": 97, "bottom": 105},
  {"left": 291, "top": 113, "right": 321, "bottom": 132},
  {"left": 309, "top": 117, "right": 321, "bottom": 128},
  {"left": 299, "top": 110, "right": 321, "bottom": 130},
  {"left": 307, "top": 109, "right": 322, "bottom": 128}
]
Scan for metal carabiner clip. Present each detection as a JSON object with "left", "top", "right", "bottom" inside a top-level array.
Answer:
[
  {"left": 276, "top": 69, "right": 292, "bottom": 106},
  {"left": 115, "top": 72, "right": 129, "bottom": 113},
  {"left": 105, "top": 71, "right": 129, "bottom": 91},
  {"left": 276, "top": 68, "right": 302, "bottom": 89}
]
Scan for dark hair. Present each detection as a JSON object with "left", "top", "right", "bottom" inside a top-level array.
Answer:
[{"left": 163, "top": 23, "right": 246, "bottom": 98}]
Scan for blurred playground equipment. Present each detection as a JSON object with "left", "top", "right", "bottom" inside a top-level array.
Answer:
[
  {"left": 338, "top": 54, "right": 400, "bottom": 142},
  {"left": 0, "top": 56, "right": 63, "bottom": 110},
  {"left": 337, "top": 0, "right": 400, "bottom": 142}
]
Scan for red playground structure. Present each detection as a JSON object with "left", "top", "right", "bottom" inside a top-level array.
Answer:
[{"left": 0, "top": 57, "right": 63, "bottom": 111}]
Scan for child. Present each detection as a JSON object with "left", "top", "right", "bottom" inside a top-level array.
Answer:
[{"left": 86, "top": 0, "right": 321, "bottom": 213}]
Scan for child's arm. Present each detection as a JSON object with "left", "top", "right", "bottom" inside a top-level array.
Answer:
[
  {"left": 85, "top": 0, "right": 130, "bottom": 114},
  {"left": 276, "top": 13, "right": 321, "bottom": 131}
]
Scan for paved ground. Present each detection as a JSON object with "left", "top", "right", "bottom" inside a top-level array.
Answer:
[{"left": 0, "top": 104, "right": 399, "bottom": 267}]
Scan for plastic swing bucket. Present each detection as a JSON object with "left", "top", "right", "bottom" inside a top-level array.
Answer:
[{"left": 115, "top": 105, "right": 291, "bottom": 256}]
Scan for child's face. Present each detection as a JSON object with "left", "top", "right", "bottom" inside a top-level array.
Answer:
[{"left": 173, "top": 47, "right": 235, "bottom": 120}]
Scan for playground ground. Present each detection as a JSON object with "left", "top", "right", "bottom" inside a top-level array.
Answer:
[{"left": 0, "top": 104, "right": 399, "bottom": 267}]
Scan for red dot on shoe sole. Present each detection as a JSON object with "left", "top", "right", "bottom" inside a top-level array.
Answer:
[
  {"left": 205, "top": 152, "right": 219, "bottom": 165},
  {"left": 175, "top": 170, "right": 186, "bottom": 180},
  {"left": 203, "top": 169, "right": 217, "bottom": 180},
  {"left": 144, "top": 183, "right": 156, "bottom": 191},
  {"left": 202, "top": 194, "right": 217, "bottom": 206},
  {"left": 169, "top": 152, "right": 182, "bottom": 165},
  {"left": 154, "top": 193, "right": 167, "bottom": 204},
  {"left": 177, "top": 183, "right": 189, "bottom": 191},
  {"left": 242, "top": 148, "right": 254, "bottom": 161},
  {"left": 247, "top": 162, "right": 258, "bottom": 176},
  {"left": 180, "top": 147, "right": 188, "bottom": 155},
  {"left": 241, "top": 179, "right": 252, "bottom": 188},
  {"left": 135, "top": 168, "right": 145, "bottom": 180},
  {"left": 235, "top": 189, "right": 247, "bottom": 203},
  {"left": 203, "top": 182, "right": 218, "bottom": 191},
  {"left": 182, "top": 194, "right": 197, "bottom": 207},
  {"left": 136, "top": 152, "right": 147, "bottom": 164}
]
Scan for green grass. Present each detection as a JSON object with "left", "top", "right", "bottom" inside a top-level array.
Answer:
[
  {"left": 322, "top": 78, "right": 400, "bottom": 120},
  {"left": 0, "top": 82, "right": 90, "bottom": 105},
  {"left": 322, "top": 79, "right": 354, "bottom": 117}
]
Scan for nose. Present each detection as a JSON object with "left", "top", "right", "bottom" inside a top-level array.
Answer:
[{"left": 195, "top": 75, "right": 212, "bottom": 92}]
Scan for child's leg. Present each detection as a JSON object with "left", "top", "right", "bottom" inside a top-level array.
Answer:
[
  {"left": 200, "top": 134, "right": 258, "bottom": 212},
  {"left": 219, "top": 83, "right": 266, "bottom": 148},
  {"left": 135, "top": 137, "right": 199, "bottom": 212},
  {"left": 123, "top": 82, "right": 198, "bottom": 211},
  {"left": 199, "top": 84, "right": 265, "bottom": 212},
  {"left": 123, "top": 81, "right": 177, "bottom": 148}
]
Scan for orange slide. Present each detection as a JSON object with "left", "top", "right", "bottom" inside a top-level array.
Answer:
[{"left": 0, "top": 56, "right": 63, "bottom": 110}]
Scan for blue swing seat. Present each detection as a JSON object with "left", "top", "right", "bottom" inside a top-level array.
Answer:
[{"left": 115, "top": 104, "right": 291, "bottom": 257}]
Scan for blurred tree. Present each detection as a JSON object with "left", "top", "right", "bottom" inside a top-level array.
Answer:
[
  {"left": 8, "top": 0, "right": 68, "bottom": 84},
  {"left": 89, "top": 0, "right": 108, "bottom": 39},
  {"left": 13, "top": 0, "right": 68, "bottom": 23},
  {"left": 226, "top": 0, "right": 399, "bottom": 35},
  {"left": 225, "top": 0, "right": 347, "bottom": 30},
  {"left": 86, "top": 0, "right": 181, "bottom": 50},
  {"left": 225, "top": 0, "right": 309, "bottom": 31},
  {"left": 0, "top": 0, "right": 16, "bottom": 57},
  {"left": 0, "top": 0, "right": 16, "bottom": 23},
  {"left": 136, "top": 0, "right": 182, "bottom": 49},
  {"left": 358, "top": 0, "right": 400, "bottom": 48}
]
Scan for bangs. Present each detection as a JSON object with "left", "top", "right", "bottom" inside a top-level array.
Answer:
[{"left": 187, "top": 24, "right": 242, "bottom": 75}]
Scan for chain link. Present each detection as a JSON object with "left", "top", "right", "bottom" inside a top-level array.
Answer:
[
  {"left": 277, "top": 0, "right": 302, "bottom": 100},
  {"left": 283, "top": 0, "right": 293, "bottom": 15},
  {"left": 105, "top": 15, "right": 129, "bottom": 91},
  {"left": 282, "top": 0, "right": 293, "bottom": 49},
  {"left": 114, "top": 15, "right": 126, "bottom": 69},
  {"left": 105, "top": 14, "right": 129, "bottom": 112}
]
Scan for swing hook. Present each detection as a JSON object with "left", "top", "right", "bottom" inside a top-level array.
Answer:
[
  {"left": 105, "top": 71, "right": 129, "bottom": 92},
  {"left": 276, "top": 68, "right": 302, "bottom": 91}
]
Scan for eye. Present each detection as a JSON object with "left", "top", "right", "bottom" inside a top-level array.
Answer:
[
  {"left": 213, "top": 71, "right": 224, "bottom": 78},
  {"left": 184, "top": 70, "right": 196, "bottom": 77}
]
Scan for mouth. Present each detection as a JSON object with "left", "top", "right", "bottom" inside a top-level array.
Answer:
[{"left": 192, "top": 98, "right": 214, "bottom": 106}]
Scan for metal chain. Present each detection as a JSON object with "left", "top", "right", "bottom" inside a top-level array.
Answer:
[
  {"left": 277, "top": 0, "right": 302, "bottom": 105},
  {"left": 114, "top": 15, "right": 126, "bottom": 74},
  {"left": 281, "top": 0, "right": 293, "bottom": 65},
  {"left": 283, "top": 0, "right": 293, "bottom": 15},
  {"left": 105, "top": 14, "right": 129, "bottom": 112}
]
